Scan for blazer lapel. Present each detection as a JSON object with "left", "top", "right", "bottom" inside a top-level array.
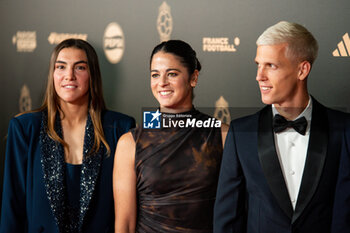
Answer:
[
  {"left": 78, "top": 114, "right": 103, "bottom": 232},
  {"left": 292, "top": 98, "right": 328, "bottom": 223},
  {"left": 258, "top": 106, "right": 294, "bottom": 219},
  {"left": 40, "top": 112, "right": 69, "bottom": 233},
  {"left": 41, "top": 113, "right": 104, "bottom": 232}
]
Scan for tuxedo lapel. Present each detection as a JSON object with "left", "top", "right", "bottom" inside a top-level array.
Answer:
[
  {"left": 292, "top": 98, "right": 329, "bottom": 223},
  {"left": 258, "top": 106, "right": 294, "bottom": 219}
]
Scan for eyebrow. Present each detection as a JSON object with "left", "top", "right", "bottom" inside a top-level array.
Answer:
[
  {"left": 150, "top": 68, "right": 182, "bottom": 73},
  {"left": 55, "top": 60, "right": 88, "bottom": 65}
]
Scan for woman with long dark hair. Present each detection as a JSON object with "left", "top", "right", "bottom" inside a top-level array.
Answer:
[
  {"left": 113, "top": 40, "right": 228, "bottom": 233},
  {"left": 0, "top": 39, "right": 135, "bottom": 233}
]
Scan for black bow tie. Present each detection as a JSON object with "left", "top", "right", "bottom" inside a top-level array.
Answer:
[{"left": 273, "top": 114, "right": 308, "bottom": 135}]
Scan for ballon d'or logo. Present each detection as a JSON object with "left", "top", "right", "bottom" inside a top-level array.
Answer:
[
  {"left": 19, "top": 84, "right": 32, "bottom": 112},
  {"left": 157, "top": 2, "right": 173, "bottom": 42},
  {"left": 214, "top": 96, "right": 231, "bottom": 125}
]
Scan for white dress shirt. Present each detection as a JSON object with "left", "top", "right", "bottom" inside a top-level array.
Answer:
[{"left": 272, "top": 98, "right": 312, "bottom": 210}]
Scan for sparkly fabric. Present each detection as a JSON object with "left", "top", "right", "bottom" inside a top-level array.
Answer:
[
  {"left": 40, "top": 112, "right": 68, "bottom": 232},
  {"left": 65, "top": 164, "right": 81, "bottom": 232},
  {"left": 132, "top": 109, "right": 223, "bottom": 233},
  {"left": 40, "top": 112, "right": 103, "bottom": 233}
]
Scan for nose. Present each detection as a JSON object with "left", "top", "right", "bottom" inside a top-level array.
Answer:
[
  {"left": 159, "top": 74, "right": 169, "bottom": 86},
  {"left": 256, "top": 66, "right": 267, "bottom": 82},
  {"left": 64, "top": 67, "right": 75, "bottom": 81}
]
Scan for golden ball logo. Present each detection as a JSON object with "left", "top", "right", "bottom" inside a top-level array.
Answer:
[
  {"left": 214, "top": 96, "right": 231, "bottom": 124},
  {"left": 19, "top": 84, "right": 32, "bottom": 112},
  {"left": 157, "top": 2, "right": 173, "bottom": 42},
  {"left": 103, "top": 22, "right": 125, "bottom": 64}
]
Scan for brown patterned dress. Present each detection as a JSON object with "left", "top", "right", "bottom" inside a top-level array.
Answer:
[{"left": 131, "top": 109, "right": 223, "bottom": 233}]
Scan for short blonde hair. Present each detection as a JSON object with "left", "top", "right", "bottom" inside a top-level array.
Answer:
[{"left": 256, "top": 21, "right": 318, "bottom": 65}]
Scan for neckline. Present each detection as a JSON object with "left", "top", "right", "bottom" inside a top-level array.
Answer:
[{"left": 66, "top": 162, "right": 82, "bottom": 167}]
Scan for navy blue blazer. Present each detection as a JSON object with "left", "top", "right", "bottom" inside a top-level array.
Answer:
[
  {"left": 0, "top": 110, "right": 135, "bottom": 233},
  {"left": 214, "top": 98, "right": 350, "bottom": 233}
]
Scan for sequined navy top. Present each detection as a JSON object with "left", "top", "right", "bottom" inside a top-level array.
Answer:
[
  {"left": 66, "top": 163, "right": 81, "bottom": 209},
  {"left": 65, "top": 163, "right": 82, "bottom": 232}
]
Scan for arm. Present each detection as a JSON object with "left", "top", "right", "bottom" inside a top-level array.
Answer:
[
  {"left": 214, "top": 122, "right": 246, "bottom": 233},
  {"left": 113, "top": 132, "right": 137, "bottom": 233},
  {"left": 0, "top": 118, "right": 28, "bottom": 232}
]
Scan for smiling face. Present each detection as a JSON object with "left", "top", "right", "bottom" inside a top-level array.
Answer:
[
  {"left": 53, "top": 47, "right": 90, "bottom": 107},
  {"left": 150, "top": 51, "right": 198, "bottom": 113},
  {"left": 255, "top": 43, "right": 309, "bottom": 108}
]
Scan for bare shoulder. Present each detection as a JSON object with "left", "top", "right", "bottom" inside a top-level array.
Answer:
[
  {"left": 117, "top": 132, "right": 135, "bottom": 148},
  {"left": 114, "top": 132, "right": 136, "bottom": 164}
]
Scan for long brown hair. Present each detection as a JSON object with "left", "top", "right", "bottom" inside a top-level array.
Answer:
[{"left": 32, "top": 39, "right": 110, "bottom": 155}]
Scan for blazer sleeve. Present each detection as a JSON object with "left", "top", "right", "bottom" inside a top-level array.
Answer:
[
  {"left": 122, "top": 117, "right": 136, "bottom": 135},
  {"left": 111, "top": 113, "right": 136, "bottom": 139},
  {"left": 332, "top": 119, "right": 350, "bottom": 233},
  {"left": 214, "top": 122, "right": 246, "bottom": 233},
  {"left": 0, "top": 117, "right": 28, "bottom": 233}
]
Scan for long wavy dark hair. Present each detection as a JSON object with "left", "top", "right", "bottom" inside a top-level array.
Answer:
[{"left": 20, "top": 39, "right": 110, "bottom": 155}]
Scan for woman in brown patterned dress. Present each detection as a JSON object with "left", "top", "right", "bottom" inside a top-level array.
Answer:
[{"left": 113, "top": 40, "right": 228, "bottom": 233}]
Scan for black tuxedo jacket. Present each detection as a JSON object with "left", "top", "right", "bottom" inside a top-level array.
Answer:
[{"left": 214, "top": 98, "right": 350, "bottom": 233}]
